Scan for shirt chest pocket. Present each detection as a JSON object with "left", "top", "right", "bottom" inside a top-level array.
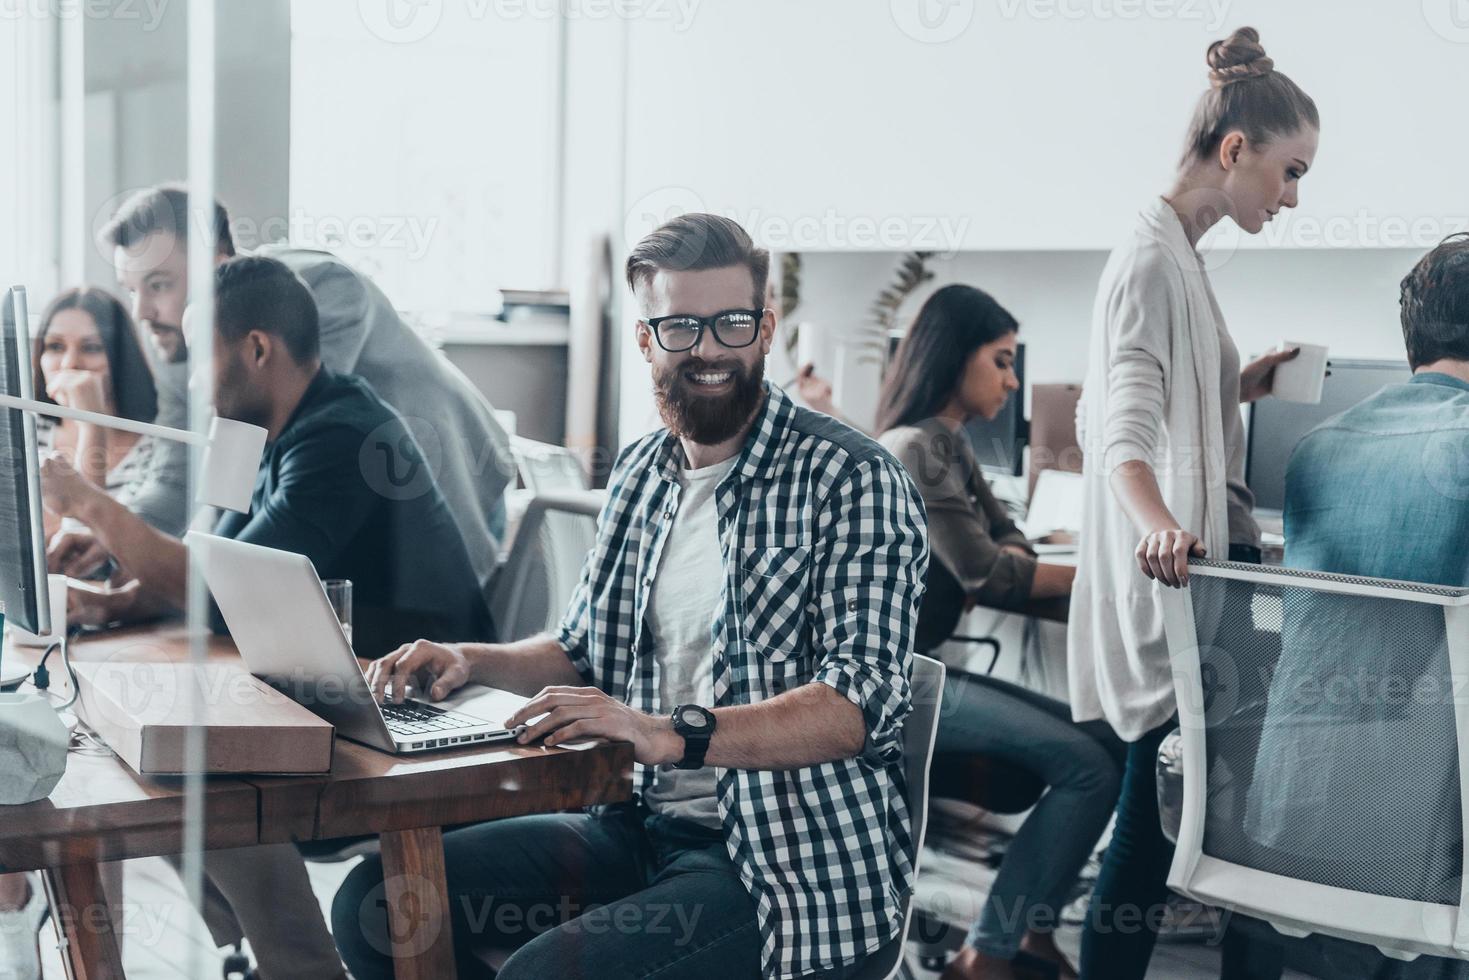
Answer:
[{"left": 738, "top": 544, "right": 811, "bottom": 661}]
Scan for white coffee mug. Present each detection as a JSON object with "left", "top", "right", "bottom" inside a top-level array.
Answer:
[{"left": 1271, "top": 342, "right": 1329, "bottom": 404}]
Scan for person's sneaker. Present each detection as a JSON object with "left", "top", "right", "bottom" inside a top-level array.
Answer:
[{"left": 0, "top": 873, "right": 47, "bottom": 980}]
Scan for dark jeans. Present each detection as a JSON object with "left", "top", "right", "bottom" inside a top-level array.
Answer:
[
  {"left": 332, "top": 802, "right": 865, "bottom": 979},
  {"left": 935, "top": 673, "right": 1122, "bottom": 958},
  {"left": 1079, "top": 718, "right": 1177, "bottom": 979}
]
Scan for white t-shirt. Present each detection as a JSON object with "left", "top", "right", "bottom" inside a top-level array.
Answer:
[{"left": 642, "top": 453, "right": 739, "bottom": 828}]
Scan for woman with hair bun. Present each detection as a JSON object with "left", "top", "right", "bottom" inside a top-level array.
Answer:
[{"left": 1069, "top": 26, "right": 1319, "bottom": 976}]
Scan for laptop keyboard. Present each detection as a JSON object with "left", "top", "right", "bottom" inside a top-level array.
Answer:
[{"left": 379, "top": 699, "right": 493, "bottom": 736}]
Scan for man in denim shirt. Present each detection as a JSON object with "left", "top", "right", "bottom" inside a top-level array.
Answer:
[{"left": 1245, "top": 235, "right": 1469, "bottom": 974}]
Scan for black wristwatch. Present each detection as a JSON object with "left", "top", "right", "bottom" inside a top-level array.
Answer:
[{"left": 671, "top": 704, "right": 716, "bottom": 770}]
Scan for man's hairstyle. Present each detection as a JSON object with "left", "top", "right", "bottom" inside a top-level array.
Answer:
[
  {"left": 625, "top": 213, "right": 769, "bottom": 309},
  {"left": 1400, "top": 233, "right": 1469, "bottom": 370},
  {"left": 215, "top": 256, "right": 320, "bottom": 365},
  {"left": 100, "top": 183, "right": 235, "bottom": 257}
]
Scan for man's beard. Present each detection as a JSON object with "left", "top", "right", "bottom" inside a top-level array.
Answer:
[
  {"left": 142, "top": 321, "right": 188, "bottom": 364},
  {"left": 214, "top": 350, "right": 268, "bottom": 429},
  {"left": 653, "top": 356, "right": 765, "bottom": 446}
]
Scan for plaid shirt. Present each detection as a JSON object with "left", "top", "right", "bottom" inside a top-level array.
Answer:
[{"left": 555, "top": 383, "right": 929, "bottom": 978}]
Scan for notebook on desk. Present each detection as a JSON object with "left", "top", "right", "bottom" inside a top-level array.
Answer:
[{"left": 187, "top": 532, "right": 528, "bottom": 755}]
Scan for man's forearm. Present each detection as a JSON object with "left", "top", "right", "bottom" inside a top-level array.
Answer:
[
  {"left": 701, "top": 682, "right": 867, "bottom": 771},
  {"left": 462, "top": 632, "right": 584, "bottom": 697},
  {"left": 78, "top": 492, "right": 188, "bottom": 607}
]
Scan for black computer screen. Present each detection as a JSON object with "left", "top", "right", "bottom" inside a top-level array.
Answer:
[
  {"left": 0, "top": 290, "right": 45, "bottom": 634},
  {"left": 1246, "top": 358, "right": 1411, "bottom": 512}
]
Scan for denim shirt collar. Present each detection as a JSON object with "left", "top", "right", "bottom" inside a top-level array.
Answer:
[{"left": 1410, "top": 372, "right": 1469, "bottom": 395}]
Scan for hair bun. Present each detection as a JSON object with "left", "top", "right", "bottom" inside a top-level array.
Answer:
[{"left": 1207, "top": 27, "right": 1273, "bottom": 87}]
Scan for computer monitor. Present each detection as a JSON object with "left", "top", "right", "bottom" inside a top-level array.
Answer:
[
  {"left": 0, "top": 286, "right": 51, "bottom": 636},
  {"left": 1246, "top": 357, "right": 1412, "bottom": 513},
  {"left": 883, "top": 334, "right": 1029, "bottom": 476}
]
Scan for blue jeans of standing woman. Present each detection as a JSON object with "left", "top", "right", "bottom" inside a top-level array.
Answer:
[{"left": 936, "top": 672, "right": 1123, "bottom": 960}]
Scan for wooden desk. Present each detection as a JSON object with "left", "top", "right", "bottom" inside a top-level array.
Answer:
[{"left": 0, "top": 624, "right": 635, "bottom": 980}]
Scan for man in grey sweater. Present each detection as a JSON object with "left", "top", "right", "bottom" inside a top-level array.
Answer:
[{"left": 52, "top": 184, "right": 513, "bottom": 607}]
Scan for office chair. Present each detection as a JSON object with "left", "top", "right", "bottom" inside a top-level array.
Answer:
[
  {"left": 910, "top": 561, "right": 1048, "bottom": 970},
  {"left": 509, "top": 435, "right": 590, "bottom": 493},
  {"left": 917, "top": 560, "right": 1045, "bottom": 814},
  {"left": 1160, "top": 558, "right": 1469, "bottom": 961},
  {"left": 847, "top": 654, "right": 947, "bottom": 980},
  {"left": 489, "top": 490, "right": 605, "bottom": 642},
  {"left": 492, "top": 437, "right": 601, "bottom": 642}
]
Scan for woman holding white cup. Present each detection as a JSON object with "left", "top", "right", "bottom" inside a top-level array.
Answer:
[{"left": 1068, "top": 26, "right": 1317, "bottom": 978}]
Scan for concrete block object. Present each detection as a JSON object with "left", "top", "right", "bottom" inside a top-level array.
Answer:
[{"left": 0, "top": 692, "right": 68, "bottom": 805}]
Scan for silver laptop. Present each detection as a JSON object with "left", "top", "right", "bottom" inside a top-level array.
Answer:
[{"left": 187, "top": 531, "right": 526, "bottom": 754}]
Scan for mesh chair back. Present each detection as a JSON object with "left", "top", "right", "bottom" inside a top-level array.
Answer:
[
  {"left": 498, "top": 439, "right": 598, "bottom": 640},
  {"left": 1164, "top": 559, "right": 1469, "bottom": 960}
]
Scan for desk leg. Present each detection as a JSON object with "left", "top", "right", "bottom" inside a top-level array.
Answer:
[
  {"left": 42, "top": 862, "right": 125, "bottom": 980},
  {"left": 379, "top": 826, "right": 456, "bottom": 980}
]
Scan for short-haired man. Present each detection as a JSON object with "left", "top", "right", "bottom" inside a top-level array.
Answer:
[
  {"left": 40, "top": 256, "right": 491, "bottom": 980},
  {"left": 333, "top": 214, "right": 929, "bottom": 979},
  {"left": 51, "top": 184, "right": 513, "bottom": 605},
  {"left": 44, "top": 255, "right": 490, "bottom": 650},
  {"left": 1245, "top": 234, "right": 1469, "bottom": 974}
]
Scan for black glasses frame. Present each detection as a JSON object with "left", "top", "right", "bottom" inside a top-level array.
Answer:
[{"left": 643, "top": 308, "right": 767, "bottom": 353}]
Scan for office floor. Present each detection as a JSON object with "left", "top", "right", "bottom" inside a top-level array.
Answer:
[{"left": 27, "top": 854, "right": 1314, "bottom": 980}]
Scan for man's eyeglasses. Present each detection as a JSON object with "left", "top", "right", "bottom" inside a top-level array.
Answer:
[{"left": 643, "top": 308, "right": 766, "bottom": 353}]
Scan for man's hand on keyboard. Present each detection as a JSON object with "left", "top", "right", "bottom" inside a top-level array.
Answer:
[{"left": 368, "top": 639, "right": 471, "bottom": 704}]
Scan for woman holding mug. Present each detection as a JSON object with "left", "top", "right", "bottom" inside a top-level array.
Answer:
[{"left": 1069, "top": 26, "right": 1316, "bottom": 977}]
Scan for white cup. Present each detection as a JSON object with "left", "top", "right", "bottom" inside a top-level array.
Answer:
[
  {"left": 1270, "top": 342, "right": 1329, "bottom": 404},
  {"left": 8, "top": 574, "right": 68, "bottom": 648}
]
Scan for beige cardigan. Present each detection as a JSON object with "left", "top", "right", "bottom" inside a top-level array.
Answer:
[{"left": 1068, "top": 198, "right": 1243, "bottom": 741}]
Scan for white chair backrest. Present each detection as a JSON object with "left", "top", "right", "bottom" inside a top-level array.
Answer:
[
  {"left": 511, "top": 436, "right": 589, "bottom": 493},
  {"left": 1164, "top": 558, "right": 1469, "bottom": 961},
  {"left": 490, "top": 490, "right": 603, "bottom": 642},
  {"left": 849, "top": 653, "right": 946, "bottom": 980}
]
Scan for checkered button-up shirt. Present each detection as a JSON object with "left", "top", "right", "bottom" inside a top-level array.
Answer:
[{"left": 555, "top": 383, "right": 929, "bottom": 978}]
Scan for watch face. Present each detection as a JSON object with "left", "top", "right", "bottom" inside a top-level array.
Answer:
[{"left": 680, "top": 706, "right": 709, "bottom": 729}]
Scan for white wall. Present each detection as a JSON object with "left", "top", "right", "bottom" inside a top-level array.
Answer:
[
  {"left": 290, "top": 0, "right": 561, "bottom": 315},
  {"left": 609, "top": 0, "right": 1463, "bottom": 445},
  {"left": 78, "top": 0, "right": 292, "bottom": 289},
  {"left": 621, "top": 0, "right": 1469, "bottom": 253},
  {"left": 0, "top": 13, "right": 58, "bottom": 301}
]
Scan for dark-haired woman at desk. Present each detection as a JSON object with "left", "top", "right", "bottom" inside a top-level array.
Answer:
[
  {"left": 31, "top": 287, "right": 158, "bottom": 539},
  {"left": 877, "top": 284, "right": 1122, "bottom": 980}
]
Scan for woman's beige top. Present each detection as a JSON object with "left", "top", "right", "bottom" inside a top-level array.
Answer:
[{"left": 880, "top": 419, "right": 1038, "bottom": 610}]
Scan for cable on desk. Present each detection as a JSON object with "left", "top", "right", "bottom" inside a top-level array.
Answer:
[{"left": 31, "top": 627, "right": 81, "bottom": 710}]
